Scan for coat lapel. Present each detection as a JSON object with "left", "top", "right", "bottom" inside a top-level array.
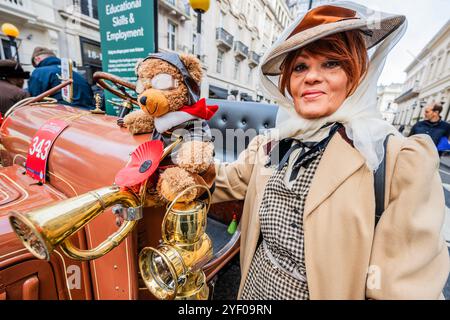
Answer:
[{"left": 304, "top": 132, "right": 366, "bottom": 219}]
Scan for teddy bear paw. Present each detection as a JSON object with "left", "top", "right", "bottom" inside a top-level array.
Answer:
[
  {"left": 175, "top": 140, "right": 214, "bottom": 174},
  {"left": 157, "top": 167, "right": 200, "bottom": 203},
  {"left": 123, "top": 110, "right": 155, "bottom": 135}
]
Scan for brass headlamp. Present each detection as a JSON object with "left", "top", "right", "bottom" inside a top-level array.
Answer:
[{"left": 139, "top": 185, "right": 213, "bottom": 300}]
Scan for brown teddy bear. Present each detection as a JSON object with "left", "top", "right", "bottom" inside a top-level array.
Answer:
[{"left": 122, "top": 52, "right": 217, "bottom": 203}]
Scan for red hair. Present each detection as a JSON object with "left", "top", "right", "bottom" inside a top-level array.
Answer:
[{"left": 279, "top": 30, "right": 368, "bottom": 97}]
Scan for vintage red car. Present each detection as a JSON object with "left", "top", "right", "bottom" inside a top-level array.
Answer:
[{"left": 0, "top": 74, "right": 279, "bottom": 300}]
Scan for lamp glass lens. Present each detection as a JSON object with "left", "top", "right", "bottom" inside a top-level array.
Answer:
[{"left": 151, "top": 253, "right": 175, "bottom": 290}]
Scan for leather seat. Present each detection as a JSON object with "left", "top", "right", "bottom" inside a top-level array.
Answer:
[{"left": 207, "top": 99, "right": 279, "bottom": 162}]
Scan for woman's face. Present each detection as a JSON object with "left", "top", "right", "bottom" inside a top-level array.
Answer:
[{"left": 289, "top": 52, "right": 349, "bottom": 119}]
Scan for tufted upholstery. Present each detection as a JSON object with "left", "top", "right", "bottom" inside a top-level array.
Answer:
[{"left": 207, "top": 99, "right": 279, "bottom": 162}]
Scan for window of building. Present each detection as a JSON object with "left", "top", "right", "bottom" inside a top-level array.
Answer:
[
  {"left": 0, "top": 38, "right": 13, "bottom": 60},
  {"left": 216, "top": 49, "right": 224, "bottom": 74},
  {"left": 219, "top": 10, "right": 224, "bottom": 28},
  {"left": 0, "top": 37, "right": 23, "bottom": 61},
  {"left": 253, "top": 7, "right": 259, "bottom": 30},
  {"left": 168, "top": 21, "right": 177, "bottom": 51},
  {"left": 247, "top": 67, "right": 253, "bottom": 85},
  {"left": 428, "top": 62, "right": 434, "bottom": 82},
  {"left": 167, "top": 0, "right": 176, "bottom": 5},
  {"left": 446, "top": 50, "right": 450, "bottom": 70},
  {"left": 234, "top": 59, "right": 240, "bottom": 80},
  {"left": 436, "top": 56, "right": 443, "bottom": 77},
  {"left": 74, "top": 0, "right": 98, "bottom": 19}
]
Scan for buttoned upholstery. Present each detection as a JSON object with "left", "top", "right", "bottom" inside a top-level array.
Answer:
[{"left": 207, "top": 99, "right": 279, "bottom": 162}]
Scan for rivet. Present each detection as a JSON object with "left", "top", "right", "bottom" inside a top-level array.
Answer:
[
  {"left": 115, "top": 286, "right": 119, "bottom": 290},
  {"left": 114, "top": 265, "right": 118, "bottom": 269}
]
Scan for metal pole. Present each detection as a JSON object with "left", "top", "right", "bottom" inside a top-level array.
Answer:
[
  {"left": 27, "top": 79, "right": 73, "bottom": 104},
  {"left": 196, "top": 13, "right": 202, "bottom": 60}
]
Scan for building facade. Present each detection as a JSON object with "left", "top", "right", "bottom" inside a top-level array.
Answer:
[
  {"left": 157, "top": 0, "right": 293, "bottom": 102},
  {"left": 0, "top": 0, "right": 101, "bottom": 86},
  {"left": 393, "top": 20, "right": 450, "bottom": 133},
  {"left": 286, "top": 0, "right": 336, "bottom": 17},
  {"left": 376, "top": 83, "right": 402, "bottom": 124},
  {"left": 1, "top": 0, "right": 293, "bottom": 101}
]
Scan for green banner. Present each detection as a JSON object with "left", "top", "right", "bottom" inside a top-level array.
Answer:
[{"left": 98, "top": 0, "right": 156, "bottom": 115}]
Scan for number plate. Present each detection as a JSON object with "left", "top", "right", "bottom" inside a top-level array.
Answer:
[{"left": 25, "top": 119, "right": 69, "bottom": 183}]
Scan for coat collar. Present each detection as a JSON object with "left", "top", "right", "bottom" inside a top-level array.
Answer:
[
  {"left": 37, "top": 56, "right": 61, "bottom": 68},
  {"left": 303, "top": 131, "right": 366, "bottom": 219}
]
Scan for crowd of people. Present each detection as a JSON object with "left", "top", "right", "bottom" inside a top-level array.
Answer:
[{"left": 0, "top": 46, "right": 95, "bottom": 117}]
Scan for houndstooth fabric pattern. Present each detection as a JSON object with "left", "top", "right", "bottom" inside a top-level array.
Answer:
[{"left": 241, "top": 146, "right": 324, "bottom": 300}]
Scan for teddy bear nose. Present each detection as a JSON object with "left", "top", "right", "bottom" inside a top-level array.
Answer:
[{"left": 139, "top": 96, "right": 147, "bottom": 105}]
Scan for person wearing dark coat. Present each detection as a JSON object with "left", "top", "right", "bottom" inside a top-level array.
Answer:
[
  {"left": 28, "top": 47, "right": 94, "bottom": 109},
  {"left": 408, "top": 103, "right": 450, "bottom": 147},
  {"left": 0, "top": 59, "right": 30, "bottom": 116}
]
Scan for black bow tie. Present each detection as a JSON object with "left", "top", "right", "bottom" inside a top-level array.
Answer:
[
  {"left": 277, "top": 140, "right": 320, "bottom": 182},
  {"left": 268, "top": 123, "right": 343, "bottom": 182},
  {"left": 277, "top": 140, "right": 316, "bottom": 170}
]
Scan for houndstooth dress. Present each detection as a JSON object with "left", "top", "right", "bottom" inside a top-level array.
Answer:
[{"left": 241, "top": 145, "right": 325, "bottom": 300}]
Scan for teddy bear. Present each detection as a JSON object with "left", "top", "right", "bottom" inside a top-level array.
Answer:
[{"left": 121, "top": 52, "right": 218, "bottom": 204}]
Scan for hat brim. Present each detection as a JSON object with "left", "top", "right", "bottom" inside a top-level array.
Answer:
[{"left": 261, "top": 15, "right": 405, "bottom": 76}]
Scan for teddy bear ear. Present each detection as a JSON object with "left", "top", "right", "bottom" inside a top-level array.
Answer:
[
  {"left": 179, "top": 53, "right": 203, "bottom": 83},
  {"left": 134, "top": 58, "right": 144, "bottom": 75}
]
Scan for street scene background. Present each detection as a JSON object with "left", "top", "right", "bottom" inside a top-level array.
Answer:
[{"left": 0, "top": 0, "right": 449, "bottom": 300}]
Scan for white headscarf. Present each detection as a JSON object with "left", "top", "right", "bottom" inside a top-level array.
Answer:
[{"left": 260, "top": 1, "right": 407, "bottom": 171}]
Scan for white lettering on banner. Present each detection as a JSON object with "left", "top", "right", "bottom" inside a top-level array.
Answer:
[
  {"left": 106, "top": 57, "right": 142, "bottom": 73},
  {"left": 105, "top": 0, "right": 142, "bottom": 16},
  {"left": 107, "top": 48, "right": 144, "bottom": 55},
  {"left": 106, "top": 27, "right": 145, "bottom": 42}
]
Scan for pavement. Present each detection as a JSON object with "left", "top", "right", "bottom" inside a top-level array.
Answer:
[{"left": 441, "top": 154, "right": 450, "bottom": 171}]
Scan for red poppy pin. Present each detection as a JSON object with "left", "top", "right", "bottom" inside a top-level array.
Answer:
[{"left": 115, "top": 140, "right": 164, "bottom": 187}]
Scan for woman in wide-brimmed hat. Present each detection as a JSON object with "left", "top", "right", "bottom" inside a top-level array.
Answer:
[{"left": 212, "top": 2, "right": 449, "bottom": 299}]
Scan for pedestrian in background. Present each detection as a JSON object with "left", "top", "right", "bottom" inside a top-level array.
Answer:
[
  {"left": 28, "top": 47, "right": 94, "bottom": 109},
  {"left": 0, "top": 59, "right": 30, "bottom": 116},
  {"left": 213, "top": 2, "right": 449, "bottom": 300},
  {"left": 409, "top": 103, "right": 450, "bottom": 155}
]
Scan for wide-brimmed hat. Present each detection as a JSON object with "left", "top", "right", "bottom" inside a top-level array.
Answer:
[
  {"left": 0, "top": 59, "right": 30, "bottom": 79},
  {"left": 31, "top": 46, "right": 55, "bottom": 67},
  {"left": 261, "top": 3, "right": 406, "bottom": 76}
]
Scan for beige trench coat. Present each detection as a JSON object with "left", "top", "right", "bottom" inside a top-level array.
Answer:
[{"left": 212, "top": 132, "right": 450, "bottom": 299}]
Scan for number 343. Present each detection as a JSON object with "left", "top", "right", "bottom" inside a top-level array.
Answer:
[{"left": 29, "top": 137, "right": 52, "bottom": 161}]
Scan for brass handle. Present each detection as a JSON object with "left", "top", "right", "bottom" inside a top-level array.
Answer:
[
  {"left": 59, "top": 220, "right": 137, "bottom": 261},
  {"left": 162, "top": 184, "right": 212, "bottom": 244}
]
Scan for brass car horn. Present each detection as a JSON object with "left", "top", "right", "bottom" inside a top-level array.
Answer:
[
  {"left": 8, "top": 137, "right": 183, "bottom": 261},
  {"left": 139, "top": 185, "right": 213, "bottom": 300}
]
